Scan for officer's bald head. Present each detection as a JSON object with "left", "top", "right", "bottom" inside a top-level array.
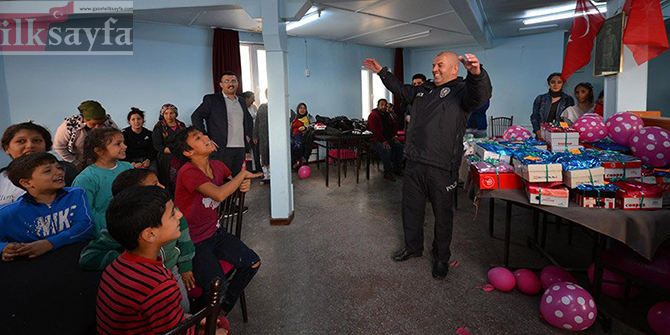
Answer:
[{"left": 433, "top": 51, "right": 460, "bottom": 86}]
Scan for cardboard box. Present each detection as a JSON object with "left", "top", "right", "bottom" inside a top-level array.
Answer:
[
  {"left": 613, "top": 180, "right": 664, "bottom": 210},
  {"left": 474, "top": 143, "right": 512, "bottom": 164},
  {"left": 562, "top": 167, "right": 605, "bottom": 188},
  {"left": 600, "top": 156, "right": 642, "bottom": 180},
  {"left": 526, "top": 182, "right": 569, "bottom": 207},
  {"left": 573, "top": 188, "right": 616, "bottom": 208},
  {"left": 472, "top": 168, "right": 523, "bottom": 190},
  {"left": 541, "top": 128, "right": 580, "bottom": 147},
  {"left": 513, "top": 158, "right": 563, "bottom": 182}
]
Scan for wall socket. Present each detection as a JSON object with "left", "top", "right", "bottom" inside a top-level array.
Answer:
[{"left": 305, "top": 69, "right": 310, "bottom": 77}]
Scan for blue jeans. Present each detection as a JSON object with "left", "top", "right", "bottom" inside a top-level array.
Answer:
[
  {"left": 192, "top": 229, "right": 260, "bottom": 312},
  {"left": 372, "top": 141, "right": 404, "bottom": 174}
]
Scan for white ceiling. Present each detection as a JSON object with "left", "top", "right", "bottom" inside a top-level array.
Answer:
[{"left": 129, "top": 0, "right": 670, "bottom": 49}]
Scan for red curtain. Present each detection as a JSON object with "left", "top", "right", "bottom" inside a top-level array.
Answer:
[
  {"left": 392, "top": 48, "right": 404, "bottom": 127},
  {"left": 212, "top": 28, "right": 242, "bottom": 94}
]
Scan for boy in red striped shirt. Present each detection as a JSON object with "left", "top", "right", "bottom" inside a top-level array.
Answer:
[{"left": 96, "top": 186, "right": 208, "bottom": 334}]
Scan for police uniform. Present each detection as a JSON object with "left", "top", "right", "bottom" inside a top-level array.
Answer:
[{"left": 377, "top": 66, "right": 492, "bottom": 264}]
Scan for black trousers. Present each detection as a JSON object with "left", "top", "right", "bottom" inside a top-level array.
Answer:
[
  {"left": 215, "top": 147, "right": 246, "bottom": 176},
  {"left": 402, "top": 161, "right": 456, "bottom": 263}
]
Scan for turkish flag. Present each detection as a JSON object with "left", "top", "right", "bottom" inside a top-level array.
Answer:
[
  {"left": 623, "top": 0, "right": 669, "bottom": 65},
  {"left": 561, "top": 0, "right": 605, "bottom": 81}
]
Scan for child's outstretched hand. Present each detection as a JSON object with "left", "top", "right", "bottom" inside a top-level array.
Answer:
[
  {"left": 240, "top": 171, "right": 262, "bottom": 193},
  {"left": 16, "top": 239, "right": 53, "bottom": 258},
  {"left": 1, "top": 242, "right": 21, "bottom": 262}
]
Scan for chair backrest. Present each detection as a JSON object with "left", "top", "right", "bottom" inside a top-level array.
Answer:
[
  {"left": 335, "top": 131, "right": 363, "bottom": 155},
  {"left": 164, "top": 278, "right": 223, "bottom": 335},
  {"left": 489, "top": 116, "right": 513, "bottom": 138},
  {"left": 217, "top": 189, "right": 246, "bottom": 238}
]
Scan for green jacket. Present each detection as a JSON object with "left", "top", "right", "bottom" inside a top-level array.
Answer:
[{"left": 79, "top": 215, "right": 195, "bottom": 273}]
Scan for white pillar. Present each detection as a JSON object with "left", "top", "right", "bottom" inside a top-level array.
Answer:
[
  {"left": 262, "top": 0, "right": 294, "bottom": 224},
  {"left": 603, "top": 0, "right": 648, "bottom": 118}
]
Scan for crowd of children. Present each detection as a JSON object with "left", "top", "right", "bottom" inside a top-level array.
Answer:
[{"left": 0, "top": 120, "right": 261, "bottom": 334}]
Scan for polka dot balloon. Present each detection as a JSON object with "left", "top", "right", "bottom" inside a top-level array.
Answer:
[
  {"left": 502, "top": 125, "right": 532, "bottom": 141},
  {"left": 581, "top": 112, "right": 603, "bottom": 121},
  {"left": 573, "top": 117, "right": 608, "bottom": 142},
  {"left": 540, "top": 282, "right": 597, "bottom": 332},
  {"left": 605, "top": 112, "right": 645, "bottom": 146},
  {"left": 629, "top": 126, "right": 670, "bottom": 168}
]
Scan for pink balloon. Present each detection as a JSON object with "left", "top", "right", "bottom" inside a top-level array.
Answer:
[
  {"left": 298, "top": 165, "right": 311, "bottom": 179},
  {"left": 540, "top": 266, "right": 577, "bottom": 290},
  {"left": 573, "top": 117, "right": 608, "bottom": 142},
  {"left": 629, "top": 126, "right": 670, "bottom": 168},
  {"left": 581, "top": 113, "right": 603, "bottom": 120},
  {"left": 540, "top": 282, "right": 597, "bottom": 331},
  {"left": 502, "top": 126, "right": 532, "bottom": 141},
  {"left": 587, "top": 264, "right": 639, "bottom": 299},
  {"left": 648, "top": 301, "right": 670, "bottom": 335},
  {"left": 488, "top": 267, "right": 516, "bottom": 292},
  {"left": 605, "top": 112, "right": 645, "bottom": 146},
  {"left": 514, "top": 269, "right": 541, "bottom": 295}
]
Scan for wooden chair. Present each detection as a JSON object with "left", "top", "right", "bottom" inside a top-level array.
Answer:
[
  {"left": 217, "top": 189, "right": 250, "bottom": 323},
  {"left": 489, "top": 116, "right": 513, "bottom": 138},
  {"left": 164, "top": 278, "right": 223, "bottom": 335},
  {"left": 325, "top": 131, "right": 363, "bottom": 187}
]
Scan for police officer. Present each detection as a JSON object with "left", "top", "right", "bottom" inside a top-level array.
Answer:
[{"left": 363, "top": 52, "right": 492, "bottom": 280}]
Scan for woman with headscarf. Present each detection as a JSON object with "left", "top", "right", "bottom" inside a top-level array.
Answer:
[
  {"left": 152, "top": 103, "right": 186, "bottom": 193},
  {"left": 290, "top": 102, "right": 316, "bottom": 169},
  {"left": 530, "top": 73, "right": 575, "bottom": 138},
  {"left": 54, "top": 100, "right": 118, "bottom": 166}
]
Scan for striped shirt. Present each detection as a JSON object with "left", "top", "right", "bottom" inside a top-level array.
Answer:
[{"left": 96, "top": 251, "right": 192, "bottom": 334}]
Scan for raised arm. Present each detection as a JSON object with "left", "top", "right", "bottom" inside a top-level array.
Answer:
[
  {"left": 363, "top": 58, "right": 420, "bottom": 105},
  {"left": 195, "top": 170, "right": 262, "bottom": 203},
  {"left": 459, "top": 53, "right": 493, "bottom": 112}
]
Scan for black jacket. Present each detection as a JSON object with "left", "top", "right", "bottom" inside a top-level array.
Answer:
[
  {"left": 378, "top": 66, "right": 492, "bottom": 171},
  {"left": 191, "top": 93, "right": 253, "bottom": 152}
]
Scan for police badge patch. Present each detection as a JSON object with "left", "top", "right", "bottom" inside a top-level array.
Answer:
[{"left": 439, "top": 87, "right": 450, "bottom": 98}]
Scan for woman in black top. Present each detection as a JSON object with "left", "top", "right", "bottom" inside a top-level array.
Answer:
[
  {"left": 530, "top": 73, "right": 575, "bottom": 138},
  {"left": 122, "top": 108, "right": 157, "bottom": 170},
  {"left": 152, "top": 103, "right": 186, "bottom": 193}
]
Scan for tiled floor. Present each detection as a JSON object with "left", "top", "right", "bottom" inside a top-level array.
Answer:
[{"left": 227, "top": 164, "right": 646, "bottom": 334}]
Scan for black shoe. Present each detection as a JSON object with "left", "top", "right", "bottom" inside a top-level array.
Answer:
[
  {"left": 432, "top": 260, "right": 449, "bottom": 280},
  {"left": 392, "top": 248, "right": 422, "bottom": 262}
]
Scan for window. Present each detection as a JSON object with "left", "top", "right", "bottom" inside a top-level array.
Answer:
[
  {"left": 361, "top": 68, "right": 392, "bottom": 120},
  {"left": 239, "top": 44, "right": 268, "bottom": 106}
]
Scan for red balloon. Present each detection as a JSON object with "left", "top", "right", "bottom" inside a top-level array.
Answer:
[
  {"left": 488, "top": 267, "right": 516, "bottom": 292},
  {"left": 648, "top": 301, "right": 670, "bottom": 335},
  {"left": 514, "top": 269, "right": 541, "bottom": 295},
  {"left": 298, "top": 165, "right": 311, "bottom": 179}
]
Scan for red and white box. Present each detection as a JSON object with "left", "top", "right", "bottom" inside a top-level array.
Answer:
[
  {"left": 613, "top": 180, "right": 664, "bottom": 210},
  {"left": 573, "top": 188, "right": 616, "bottom": 209},
  {"left": 472, "top": 168, "right": 523, "bottom": 190},
  {"left": 540, "top": 125, "right": 580, "bottom": 147},
  {"left": 600, "top": 156, "right": 642, "bottom": 181},
  {"left": 526, "top": 182, "right": 569, "bottom": 207}
]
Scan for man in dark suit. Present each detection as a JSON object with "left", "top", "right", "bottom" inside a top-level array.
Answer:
[{"left": 192, "top": 71, "right": 253, "bottom": 175}]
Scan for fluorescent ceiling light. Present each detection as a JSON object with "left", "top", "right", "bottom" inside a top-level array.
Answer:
[
  {"left": 286, "top": 6, "right": 320, "bottom": 31},
  {"left": 519, "top": 24, "right": 559, "bottom": 31},
  {"left": 384, "top": 30, "right": 431, "bottom": 45},
  {"left": 523, "top": 7, "right": 606, "bottom": 25},
  {"left": 524, "top": 2, "right": 607, "bottom": 18}
]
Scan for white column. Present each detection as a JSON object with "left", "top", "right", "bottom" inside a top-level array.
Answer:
[
  {"left": 603, "top": 0, "right": 648, "bottom": 118},
  {"left": 261, "top": 0, "right": 294, "bottom": 223}
]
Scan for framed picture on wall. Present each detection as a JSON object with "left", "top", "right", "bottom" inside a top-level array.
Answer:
[{"left": 594, "top": 12, "right": 625, "bottom": 77}]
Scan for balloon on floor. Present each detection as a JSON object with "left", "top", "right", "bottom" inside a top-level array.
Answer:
[
  {"left": 540, "top": 282, "right": 597, "bottom": 332},
  {"left": 487, "top": 267, "right": 515, "bottom": 292},
  {"left": 513, "top": 269, "right": 541, "bottom": 295},
  {"left": 298, "top": 165, "right": 311, "bottom": 179},
  {"left": 540, "top": 266, "right": 577, "bottom": 290},
  {"left": 648, "top": 301, "right": 670, "bottom": 335}
]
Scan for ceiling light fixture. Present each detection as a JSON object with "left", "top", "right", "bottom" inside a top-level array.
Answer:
[
  {"left": 524, "top": 2, "right": 607, "bottom": 18},
  {"left": 384, "top": 30, "right": 431, "bottom": 46},
  {"left": 523, "top": 7, "right": 606, "bottom": 25},
  {"left": 286, "top": 6, "right": 321, "bottom": 31},
  {"left": 519, "top": 24, "right": 559, "bottom": 31}
]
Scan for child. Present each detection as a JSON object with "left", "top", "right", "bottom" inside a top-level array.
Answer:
[
  {"left": 171, "top": 127, "right": 261, "bottom": 314},
  {"left": 0, "top": 153, "right": 92, "bottom": 261},
  {"left": 73, "top": 128, "right": 133, "bottom": 237},
  {"left": 80, "top": 169, "right": 195, "bottom": 312},
  {"left": 97, "top": 186, "right": 187, "bottom": 334},
  {"left": 0, "top": 122, "right": 79, "bottom": 205}
]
